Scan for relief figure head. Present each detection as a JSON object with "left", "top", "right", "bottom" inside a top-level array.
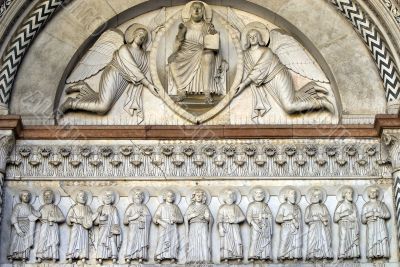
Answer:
[
  {"left": 19, "top": 190, "right": 31, "bottom": 204},
  {"left": 163, "top": 190, "right": 176, "bottom": 204},
  {"left": 125, "top": 24, "right": 149, "bottom": 49},
  {"left": 191, "top": 189, "right": 206, "bottom": 204},
  {"left": 367, "top": 187, "right": 379, "bottom": 200},
  {"left": 133, "top": 189, "right": 145, "bottom": 204},
  {"left": 43, "top": 189, "right": 54, "bottom": 204},
  {"left": 285, "top": 189, "right": 296, "bottom": 204},
  {"left": 252, "top": 187, "right": 265, "bottom": 202},
  {"left": 244, "top": 29, "right": 266, "bottom": 50},
  {"left": 190, "top": 2, "right": 205, "bottom": 22},
  {"left": 76, "top": 190, "right": 88, "bottom": 204},
  {"left": 311, "top": 189, "right": 322, "bottom": 204},
  {"left": 103, "top": 190, "right": 115, "bottom": 205},
  {"left": 342, "top": 187, "right": 353, "bottom": 202},
  {"left": 224, "top": 189, "right": 236, "bottom": 205}
]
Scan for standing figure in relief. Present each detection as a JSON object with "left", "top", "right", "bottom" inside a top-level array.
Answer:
[
  {"left": 217, "top": 188, "right": 245, "bottom": 262},
  {"left": 334, "top": 186, "right": 360, "bottom": 260},
  {"left": 361, "top": 186, "right": 391, "bottom": 259},
  {"left": 276, "top": 186, "right": 302, "bottom": 261},
  {"left": 246, "top": 187, "right": 273, "bottom": 261},
  {"left": 66, "top": 190, "right": 94, "bottom": 263},
  {"left": 94, "top": 190, "right": 121, "bottom": 264},
  {"left": 184, "top": 188, "right": 213, "bottom": 264},
  {"left": 168, "top": 1, "right": 226, "bottom": 103},
  {"left": 36, "top": 189, "right": 65, "bottom": 263},
  {"left": 124, "top": 188, "right": 152, "bottom": 263},
  {"left": 304, "top": 187, "right": 333, "bottom": 260},
  {"left": 154, "top": 189, "right": 184, "bottom": 263},
  {"left": 8, "top": 190, "right": 40, "bottom": 262}
]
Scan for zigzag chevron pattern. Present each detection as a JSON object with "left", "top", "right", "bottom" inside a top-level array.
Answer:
[
  {"left": 330, "top": 0, "right": 400, "bottom": 102},
  {"left": 0, "top": 0, "right": 64, "bottom": 105}
]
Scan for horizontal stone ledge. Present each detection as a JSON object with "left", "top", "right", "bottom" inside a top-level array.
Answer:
[{"left": 0, "top": 115, "right": 398, "bottom": 139}]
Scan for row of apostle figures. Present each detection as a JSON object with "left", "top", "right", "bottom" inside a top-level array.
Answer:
[{"left": 7, "top": 185, "right": 391, "bottom": 264}]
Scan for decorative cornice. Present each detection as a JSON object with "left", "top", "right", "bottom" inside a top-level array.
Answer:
[{"left": 382, "top": 0, "right": 400, "bottom": 25}]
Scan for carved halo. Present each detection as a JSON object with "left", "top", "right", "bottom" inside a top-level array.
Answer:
[
  {"left": 186, "top": 187, "right": 212, "bottom": 205},
  {"left": 278, "top": 186, "right": 301, "bottom": 204},
  {"left": 362, "top": 185, "right": 384, "bottom": 202},
  {"left": 39, "top": 188, "right": 61, "bottom": 205},
  {"left": 158, "top": 188, "right": 181, "bottom": 204},
  {"left": 182, "top": 1, "right": 213, "bottom": 23},
  {"left": 218, "top": 187, "right": 242, "bottom": 204},
  {"left": 305, "top": 186, "right": 327, "bottom": 204},
  {"left": 124, "top": 23, "right": 151, "bottom": 49},
  {"left": 129, "top": 187, "right": 150, "bottom": 204},
  {"left": 248, "top": 186, "right": 270, "bottom": 203},
  {"left": 336, "top": 186, "right": 358, "bottom": 202},
  {"left": 14, "top": 189, "right": 37, "bottom": 205},
  {"left": 71, "top": 190, "right": 93, "bottom": 205},
  {"left": 241, "top": 22, "right": 270, "bottom": 49},
  {"left": 100, "top": 189, "right": 120, "bottom": 205}
]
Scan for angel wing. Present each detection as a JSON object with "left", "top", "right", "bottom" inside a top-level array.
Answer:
[
  {"left": 147, "top": 7, "right": 166, "bottom": 50},
  {"left": 217, "top": 7, "right": 245, "bottom": 39},
  {"left": 269, "top": 30, "right": 329, "bottom": 83},
  {"left": 66, "top": 29, "right": 124, "bottom": 84}
]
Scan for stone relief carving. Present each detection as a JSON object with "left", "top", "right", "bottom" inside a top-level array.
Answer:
[
  {"left": 246, "top": 186, "right": 273, "bottom": 261},
  {"left": 60, "top": 9, "right": 165, "bottom": 123},
  {"left": 66, "top": 190, "right": 94, "bottom": 263},
  {"left": 334, "top": 186, "right": 360, "bottom": 260},
  {"left": 94, "top": 190, "right": 121, "bottom": 264},
  {"left": 276, "top": 186, "right": 302, "bottom": 261},
  {"left": 124, "top": 188, "right": 152, "bottom": 263},
  {"left": 8, "top": 190, "right": 40, "bottom": 262},
  {"left": 36, "top": 189, "right": 65, "bottom": 263},
  {"left": 304, "top": 187, "right": 333, "bottom": 260},
  {"left": 361, "top": 185, "right": 391, "bottom": 259},
  {"left": 7, "top": 140, "right": 390, "bottom": 179},
  {"left": 153, "top": 189, "right": 183, "bottom": 263},
  {"left": 217, "top": 188, "right": 245, "bottom": 262},
  {"left": 184, "top": 188, "right": 213, "bottom": 264}
]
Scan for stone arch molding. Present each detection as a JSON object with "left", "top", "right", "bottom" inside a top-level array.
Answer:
[{"left": 0, "top": 0, "right": 398, "bottom": 120}]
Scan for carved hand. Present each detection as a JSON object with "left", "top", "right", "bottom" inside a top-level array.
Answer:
[
  {"left": 235, "top": 82, "right": 247, "bottom": 96},
  {"left": 147, "top": 83, "right": 159, "bottom": 96},
  {"left": 16, "top": 228, "right": 24, "bottom": 237}
]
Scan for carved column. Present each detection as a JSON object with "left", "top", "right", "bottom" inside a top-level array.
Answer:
[
  {"left": 382, "top": 130, "right": 400, "bottom": 251},
  {"left": 0, "top": 130, "right": 14, "bottom": 227}
]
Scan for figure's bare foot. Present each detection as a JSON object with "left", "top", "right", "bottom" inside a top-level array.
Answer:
[
  {"left": 97, "top": 258, "right": 102, "bottom": 264},
  {"left": 66, "top": 81, "right": 87, "bottom": 94},
  {"left": 59, "top": 97, "right": 74, "bottom": 115},
  {"left": 37, "top": 257, "right": 42, "bottom": 263}
]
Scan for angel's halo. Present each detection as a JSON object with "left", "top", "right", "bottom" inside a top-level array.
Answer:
[
  {"left": 242, "top": 22, "right": 270, "bottom": 49},
  {"left": 182, "top": 1, "right": 213, "bottom": 23},
  {"left": 124, "top": 23, "right": 151, "bottom": 49}
]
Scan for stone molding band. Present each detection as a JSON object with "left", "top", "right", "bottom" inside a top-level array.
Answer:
[{"left": 0, "top": 0, "right": 399, "bottom": 112}]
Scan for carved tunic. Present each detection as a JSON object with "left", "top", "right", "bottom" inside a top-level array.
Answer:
[
  {"left": 36, "top": 204, "right": 65, "bottom": 260},
  {"left": 185, "top": 203, "right": 212, "bottom": 263},
  {"left": 276, "top": 202, "right": 302, "bottom": 260},
  {"left": 246, "top": 201, "right": 273, "bottom": 260},
  {"left": 94, "top": 205, "right": 121, "bottom": 260},
  {"left": 334, "top": 201, "right": 360, "bottom": 259},
  {"left": 66, "top": 204, "right": 93, "bottom": 260},
  {"left": 154, "top": 203, "right": 183, "bottom": 261},
  {"left": 8, "top": 203, "right": 39, "bottom": 261},
  {"left": 361, "top": 200, "right": 391, "bottom": 259},
  {"left": 305, "top": 203, "right": 333, "bottom": 259},
  {"left": 124, "top": 203, "right": 151, "bottom": 260},
  {"left": 217, "top": 204, "right": 245, "bottom": 260}
]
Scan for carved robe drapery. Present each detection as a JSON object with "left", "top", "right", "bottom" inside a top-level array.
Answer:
[
  {"left": 8, "top": 203, "right": 39, "bottom": 261},
  {"left": 185, "top": 203, "right": 212, "bottom": 263},
  {"left": 361, "top": 200, "right": 391, "bottom": 259},
  {"left": 124, "top": 203, "right": 151, "bottom": 261},
  {"left": 246, "top": 201, "right": 273, "bottom": 260},
  {"left": 66, "top": 204, "right": 93, "bottom": 260},
  {"left": 36, "top": 204, "right": 65, "bottom": 260},
  {"left": 154, "top": 203, "right": 183, "bottom": 261},
  {"left": 94, "top": 205, "right": 121, "bottom": 260},
  {"left": 305, "top": 203, "right": 333, "bottom": 259},
  {"left": 276, "top": 202, "right": 302, "bottom": 260},
  {"left": 217, "top": 203, "right": 245, "bottom": 260},
  {"left": 334, "top": 201, "right": 360, "bottom": 259}
]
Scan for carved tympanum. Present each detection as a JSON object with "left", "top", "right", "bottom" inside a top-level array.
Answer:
[
  {"left": 8, "top": 190, "right": 40, "bottom": 262},
  {"left": 66, "top": 190, "right": 94, "bottom": 263},
  {"left": 94, "top": 190, "right": 121, "bottom": 264},
  {"left": 124, "top": 188, "right": 152, "bottom": 263},
  {"left": 36, "top": 189, "right": 65, "bottom": 263},
  {"left": 361, "top": 186, "right": 391, "bottom": 259},
  {"left": 153, "top": 189, "right": 183, "bottom": 263},
  {"left": 217, "top": 188, "right": 245, "bottom": 262},
  {"left": 334, "top": 186, "right": 360, "bottom": 260},
  {"left": 276, "top": 186, "right": 302, "bottom": 261}
]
